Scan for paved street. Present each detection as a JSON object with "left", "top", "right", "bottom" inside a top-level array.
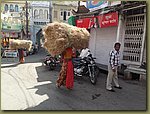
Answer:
[{"left": 1, "top": 48, "right": 146, "bottom": 110}]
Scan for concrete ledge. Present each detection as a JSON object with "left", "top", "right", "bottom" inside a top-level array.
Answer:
[
  {"left": 96, "top": 63, "right": 108, "bottom": 71},
  {"left": 124, "top": 67, "right": 146, "bottom": 81}
]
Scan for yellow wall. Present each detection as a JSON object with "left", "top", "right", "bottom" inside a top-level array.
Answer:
[{"left": 52, "top": 4, "right": 77, "bottom": 23}]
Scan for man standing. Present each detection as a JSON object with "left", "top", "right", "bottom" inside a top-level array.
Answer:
[{"left": 106, "top": 42, "right": 122, "bottom": 92}]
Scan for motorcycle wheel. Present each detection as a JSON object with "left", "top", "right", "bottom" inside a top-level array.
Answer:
[
  {"left": 89, "top": 66, "right": 97, "bottom": 85},
  {"left": 49, "top": 63, "right": 56, "bottom": 70},
  {"left": 43, "top": 61, "right": 47, "bottom": 66}
]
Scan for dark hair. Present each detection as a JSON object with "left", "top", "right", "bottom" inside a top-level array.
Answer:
[{"left": 114, "top": 42, "right": 121, "bottom": 47}]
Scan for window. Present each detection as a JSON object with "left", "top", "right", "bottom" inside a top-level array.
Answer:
[
  {"left": 123, "top": 14, "right": 145, "bottom": 62},
  {"left": 61, "top": 11, "right": 63, "bottom": 16},
  {"left": 34, "top": 9, "right": 38, "bottom": 19},
  {"left": 54, "top": 11, "right": 58, "bottom": 18},
  {"left": 44, "top": 10, "right": 48, "bottom": 19},
  {"left": 10, "top": 4, "right": 14, "bottom": 12},
  {"left": 68, "top": 12, "right": 70, "bottom": 16},
  {"left": 4, "top": 4, "right": 8, "bottom": 11},
  {"left": 15, "top": 5, "right": 18, "bottom": 12},
  {"left": 39, "top": 9, "right": 43, "bottom": 19},
  {"left": 63, "top": 11, "right": 67, "bottom": 20}
]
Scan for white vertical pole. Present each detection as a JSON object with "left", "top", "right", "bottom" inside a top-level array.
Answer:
[
  {"left": 26, "top": 0, "right": 28, "bottom": 39},
  {"left": 116, "top": 14, "right": 122, "bottom": 42},
  {"left": 93, "top": 28, "right": 96, "bottom": 57},
  {"left": 140, "top": 13, "right": 146, "bottom": 64},
  {"left": 49, "top": 0, "right": 52, "bottom": 23}
]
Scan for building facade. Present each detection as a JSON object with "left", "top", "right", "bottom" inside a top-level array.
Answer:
[
  {"left": 1, "top": 1, "right": 30, "bottom": 48},
  {"left": 30, "top": 1, "right": 77, "bottom": 45},
  {"left": 75, "top": 1, "right": 146, "bottom": 79},
  {"left": 1, "top": 1, "right": 32, "bottom": 43}
]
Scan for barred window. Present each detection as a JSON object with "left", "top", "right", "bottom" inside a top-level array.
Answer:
[{"left": 4, "top": 4, "right": 8, "bottom": 11}]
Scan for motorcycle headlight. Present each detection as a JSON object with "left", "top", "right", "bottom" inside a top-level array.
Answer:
[
  {"left": 81, "top": 59, "right": 86, "bottom": 63},
  {"left": 47, "top": 60, "right": 51, "bottom": 63},
  {"left": 90, "top": 60, "right": 94, "bottom": 64}
]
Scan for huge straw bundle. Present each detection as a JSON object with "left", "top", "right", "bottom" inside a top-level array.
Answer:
[
  {"left": 42, "top": 22, "right": 90, "bottom": 56},
  {"left": 9, "top": 39, "right": 32, "bottom": 51}
]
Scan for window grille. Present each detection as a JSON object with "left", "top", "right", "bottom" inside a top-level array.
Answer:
[{"left": 123, "top": 14, "right": 145, "bottom": 63}]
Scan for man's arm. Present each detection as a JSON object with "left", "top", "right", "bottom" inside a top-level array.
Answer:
[{"left": 110, "top": 51, "right": 115, "bottom": 70}]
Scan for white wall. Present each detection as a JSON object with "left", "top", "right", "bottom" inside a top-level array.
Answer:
[
  {"left": 30, "top": 25, "right": 41, "bottom": 44},
  {"left": 52, "top": 4, "right": 76, "bottom": 23},
  {"left": 89, "top": 28, "right": 96, "bottom": 57},
  {"left": 89, "top": 16, "right": 126, "bottom": 66},
  {"left": 118, "top": 20, "right": 126, "bottom": 64},
  {"left": 90, "top": 27, "right": 118, "bottom": 65}
]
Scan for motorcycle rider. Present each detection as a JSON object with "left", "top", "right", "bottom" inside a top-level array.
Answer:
[
  {"left": 72, "top": 47, "right": 90, "bottom": 62},
  {"left": 79, "top": 47, "right": 91, "bottom": 58}
]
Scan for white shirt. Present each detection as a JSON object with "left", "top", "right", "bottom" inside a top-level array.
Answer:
[
  {"left": 109, "top": 50, "right": 120, "bottom": 69},
  {"left": 79, "top": 48, "right": 90, "bottom": 58}
]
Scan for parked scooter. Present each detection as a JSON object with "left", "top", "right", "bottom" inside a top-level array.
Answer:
[
  {"left": 73, "top": 52, "right": 99, "bottom": 85},
  {"left": 43, "top": 54, "right": 57, "bottom": 70},
  {"left": 43, "top": 54, "right": 61, "bottom": 70}
]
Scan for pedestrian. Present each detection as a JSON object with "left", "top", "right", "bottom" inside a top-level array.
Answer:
[
  {"left": 35, "top": 42, "right": 39, "bottom": 52},
  {"left": 106, "top": 42, "right": 122, "bottom": 92},
  {"left": 56, "top": 47, "right": 74, "bottom": 90},
  {"left": 18, "top": 48, "right": 25, "bottom": 63},
  {"left": 3, "top": 39, "right": 7, "bottom": 48}
]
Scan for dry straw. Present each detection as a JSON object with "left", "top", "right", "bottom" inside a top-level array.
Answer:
[
  {"left": 9, "top": 39, "right": 33, "bottom": 51},
  {"left": 42, "top": 22, "right": 90, "bottom": 56}
]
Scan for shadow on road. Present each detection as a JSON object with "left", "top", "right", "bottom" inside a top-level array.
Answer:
[
  {"left": 25, "top": 59, "right": 104, "bottom": 110},
  {"left": 25, "top": 63, "right": 146, "bottom": 110}
]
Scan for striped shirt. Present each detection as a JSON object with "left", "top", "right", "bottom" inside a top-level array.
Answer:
[{"left": 109, "top": 50, "right": 120, "bottom": 69}]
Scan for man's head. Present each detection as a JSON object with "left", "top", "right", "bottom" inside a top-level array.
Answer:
[{"left": 114, "top": 42, "right": 121, "bottom": 51}]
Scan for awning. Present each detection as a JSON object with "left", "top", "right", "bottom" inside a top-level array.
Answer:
[
  {"left": 68, "top": 16, "right": 76, "bottom": 26},
  {"left": 1, "top": 29, "right": 21, "bottom": 38},
  {"left": 76, "top": 17, "right": 96, "bottom": 29},
  {"left": 1, "top": 29, "right": 22, "bottom": 33},
  {"left": 122, "top": 4, "right": 146, "bottom": 11},
  {"left": 72, "top": 5, "right": 89, "bottom": 15}
]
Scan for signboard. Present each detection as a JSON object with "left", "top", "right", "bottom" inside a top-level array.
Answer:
[
  {"left": 76, "top": 17, "right": 97, "bottom": 29},
  {"left": 110, "top": 1, "right": 121, "bottom": 6},
  {"left": 86, "top": 0, "right": 109, "bottom": 12},
  {"left": 3, "top": 50, "right": 18, "bottom": 58},
  {"left": 98, "top": 12, "right": 118, "bottom": 28},
  {"left": 2, "top": 22, "right": 22, "bottom": 31}
]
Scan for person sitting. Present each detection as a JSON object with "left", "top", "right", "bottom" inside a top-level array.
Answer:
[{"left": 79, "top": 47, "right": 91, "bottom": 58}]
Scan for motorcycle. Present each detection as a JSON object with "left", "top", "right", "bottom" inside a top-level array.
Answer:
[
  {"left": 73, "top": 53, "right": 99, "bottom": 85},
  {"left": 43, "top": 54, "right": 59, "bottom": 70}
]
